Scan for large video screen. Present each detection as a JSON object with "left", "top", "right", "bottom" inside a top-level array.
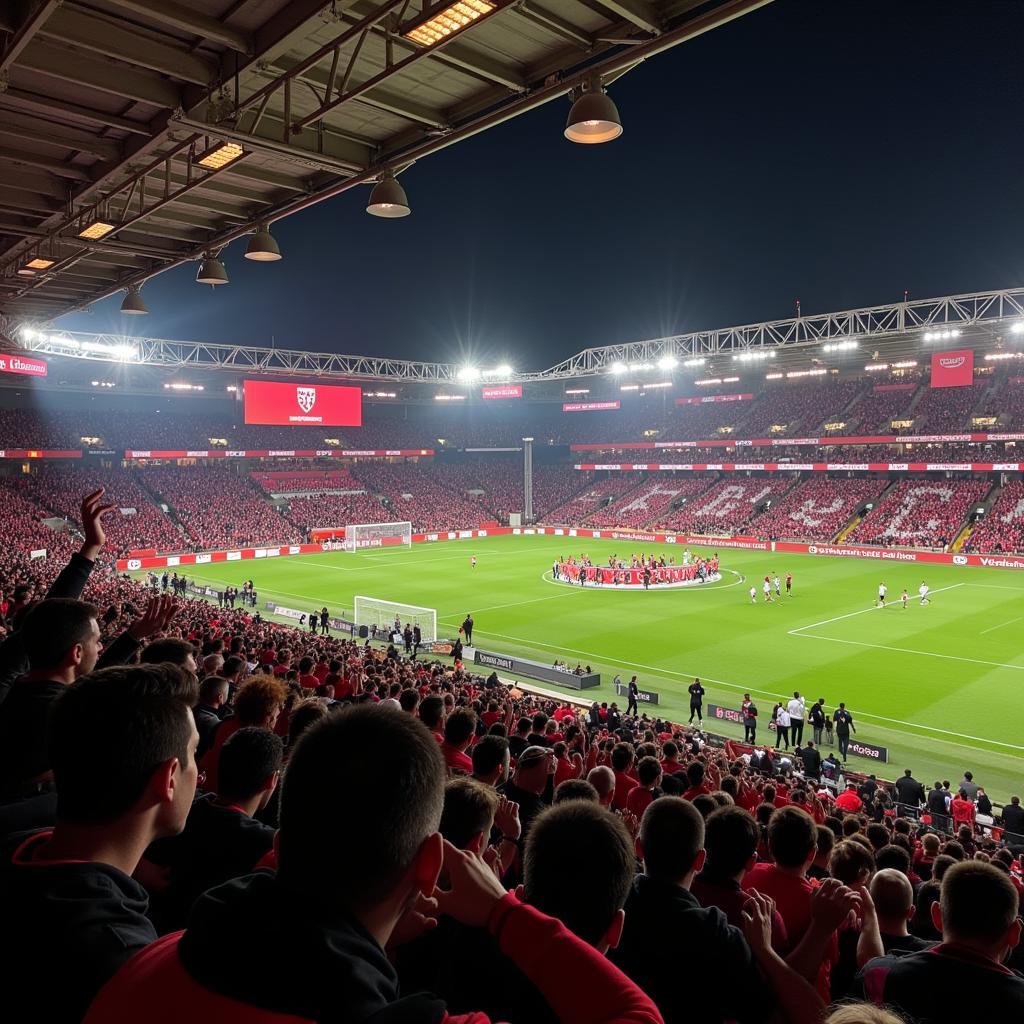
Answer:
[{"left": 243, "top": 379, "right": 362, "bottom": 426}]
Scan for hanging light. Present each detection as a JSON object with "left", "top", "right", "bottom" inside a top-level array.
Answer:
[
  {"left": 366, "top": 172, "right": 410, "bottom": 217},
  {"left": 196, "top": 254, "right": 228, "bottom": 286},
  {"left": 120, "top": 284, "right": 149, "bottom": 315},
  {"left": 245, "top": 222, "right": 281, "bottom": 261},
  {"left": 565, "top": 81, "right": 622, "bottom": 144}
]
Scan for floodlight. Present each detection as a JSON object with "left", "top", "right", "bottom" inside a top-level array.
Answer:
[
  {"left": 456, "top": 366, "right": 481, "bottom": 382},
  {"left": 78, "top": 218, "right": 116, "bottom": 240},
  {"left": 367, "top": 172, "right": 410, "bottom": 218},
  {"left": 657, "top": 355, "right": 678, "bottom": 371},
  {"left": 245, "top": 223, "right": 282, "bottom": 261},
  {"left": 565, "top": 87, "right": 622, "bottom": 144},
  {"left": 610, "top": 361, "right": 627, "bottom": 374},
  {"left": 120, "top": 285, "right": 148, "bottom": 316},
  {"left": 1012, "top": 323, "right": 1024, "bottom": 335},
  {"left": 17, "top": 256, "right": 54, "bottom": 276},
  {"left": 196, "top": 255, "right": 228, "bottom": 286}
]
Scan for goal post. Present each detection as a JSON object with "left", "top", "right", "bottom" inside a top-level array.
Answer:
[
  {"left": 354, "top": 596, "right": 438, "bottom": 643},
  {"left": 342, "top": 521, "right": 412, "bottom": 552}
]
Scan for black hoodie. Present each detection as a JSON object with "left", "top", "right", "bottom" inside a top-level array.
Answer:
[
  {"left": 0, "top": 829, "right": 157, "bottom": 1024},
  {"left": 178, "top": 870, "right": 446, "bottom": 1023}
]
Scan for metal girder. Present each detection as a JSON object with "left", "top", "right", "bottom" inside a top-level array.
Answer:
[
  {"left": 103, "top": 0, "right": 252, "bottom": 54},
  {"left": 15, "top": 288, "right": 1024, "bottom": 385},
  {"left": 0, "top": 166, "right": 67, "bottom": 198},
  {"left": 0, "top": 144, "right": 92, "bottom": 181},
  {"left": 0, "top": 88, "right": 153, "bottom": 133},
  {"left": 17, "top": 40, "right": 183, "bottom": 109},
  {"left": 0, "top": 112, "right": 122, "bottom": 160},
  {"left": 592, "top": 0, "right": 661, "bottom": 33},
  {"left": 0, "top": 0, "right": 61, "bottom": 74},
  {"left": 170, "top": 113, "right": 369, "bottom": 176},
  {"left": 515, "top": 2, "right": 595, "bottom": 49},
  {"left": 39, "top": 7, "right": 218, "bottom": 85}
]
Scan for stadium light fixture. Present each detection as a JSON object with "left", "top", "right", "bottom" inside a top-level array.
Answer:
[
  {"left": 367, "top": 172, "right": 410, "bottom": 218},
  {"left": 923, "top": 328, "right": 961, "bottom": 341},
  {"left": 402, "top": 0, "right": 495, "bottom": 47},
  {"left": 120, "top": 285, "right": 148, "bottom": 316},
  {"left": 985, "top": 352, "right": 1024, "bottom": 361},
  {"left": 564, "top": 388, "right": 590, "bottom": 395},
  {"left": 892, "top": 360, "right": 918, "bottom": 368},
  {"left": 245, "top": 223, "right": 282, "bottom": 261},
  {"left": 434, "top": 393, "right": 466, "bottom": 401},
  {"left": 456, "top": 366, "right": 481, "bottom": 382},
  {"left": 195, "top": 141, "right": 244, "bottom": 170},
  {"left": 723, "top": 376, "right": 739, "bottom": 383},
  {"left": 864, "top": 363, "right": 889, "bottom": 372},
  {"left": 196, "top": 254, "right": 228, "bottom": 287},
  {"left": 683, "top": 357, "right": 706, "bottom": 368},
  {"left": 643, "top": 381, "right": 672, "bottom": 389},
  {"left": 17, "top": 254, "right": 55, "bottom": 276},
  {"left": 734, "top": 351, "right": 776, "bottom": 363},
  {"left": 226, "top": 385, "right": 238, "bottom": 392},
  {"left": 565, "top": 80, "right": 622, "bottom": 144},
  {"left": 822, "top": 340, "right": 858, "bottom": 353},
  {"left": 695, "top": 378, "right": 722, "bottom": 385},
  {"left": 164, "top": 383, "right": 205, "bottom": 391},
  {"left": 620, "top": 384, "right": 640, "bottom": 391},
  {"left": 78, "top": 217, "right": 117, "bottom": 240},
  {"left": 1011, "top": 323, "right": 1024, "bottom": 335},
  {"left": 765, "top": 372, "right": 784, "bottom": 380},
  {"left": 609, "top": 361, "right": 627, "bottom": 374},
  {"left": 657, "top": 355, "right": 678, "bottom": 371}
]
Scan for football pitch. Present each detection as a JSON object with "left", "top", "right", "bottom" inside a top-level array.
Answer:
[{"left": 152, "top": 535, "right": 1024, "bottom": 801}]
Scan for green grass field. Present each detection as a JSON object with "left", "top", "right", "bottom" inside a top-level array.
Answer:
[{"left": 143, "top": 535, "right": 1024, "bottom": 801}]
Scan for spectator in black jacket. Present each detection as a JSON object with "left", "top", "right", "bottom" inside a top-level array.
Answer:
[
  {"left": 0, "top": 663, "right": 199, "bottom": 1024},
  {"left": 893, "top": 769, "right": 926, "bottom": 810},
  {"left": 148, "top": 727, "right": 280, "bottom": 932},
  {"left": 1001, "top": 795, "right": 1024, "bottom": 844},
  {"left": 193, "top": 676, "right": 229, "bottom": 760}
]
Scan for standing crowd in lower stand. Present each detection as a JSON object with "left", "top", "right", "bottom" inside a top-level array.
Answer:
[{"left": 1, "top": 488, "right": 1024, "bottom": 1022}]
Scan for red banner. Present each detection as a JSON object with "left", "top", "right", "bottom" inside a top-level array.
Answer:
[
  {"left": 575, "top": 461, "right": 1023, "bottom": 473},
  {"left": 930, "top": 349, "right": 974, "bottom": 388},
  {"left": 0, "top": 449, "right": 81, "bottom": 459},
  {"left": 124, "top": 448, "right": 432, "bottom": 459},
  {"left": 563, "top": 401, "right": 621, "bottom": 412},
  {"left": 675, "top": 393, "right": 754, "bottom": 405},
  {"left": 243, "top": 379, "right": 362, "bottom": 426},
  {"left": 873, "top": 383, "right": 916, "bottom": 392},
  {"left": 0, "top": 353, "right": 47, "bottom": 377},
  {"left": 482, "top": 384, "right": 522, "bottom": 400}
]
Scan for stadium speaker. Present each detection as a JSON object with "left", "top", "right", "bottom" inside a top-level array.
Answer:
[{"left": 359, "top": 625, "right": 369, "bottom": 638}]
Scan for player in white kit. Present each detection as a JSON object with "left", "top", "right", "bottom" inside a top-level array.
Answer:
[
  {"left": 901, "top": 588, "right": 909, "bottom": 609},
  {"left": 749, "top": 585, "right": 757, "bottom": 604},
  {"left": 919, "top": 581, "right": 930, "bottom": 605},
  {"left": 877, "top": 582, "right": 887, "bottom": 607}
]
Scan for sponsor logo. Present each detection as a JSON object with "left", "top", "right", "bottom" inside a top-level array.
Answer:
[
  {"left": 166, "top": 556, "right": 180, "bottom": 567},
  {"left": 186, "top": 450, "right": 209, "bottom": 458},
  {"left": 475, "top": 651, "right": 515, "bottom": 671},
  {"left": 195, "top": 553, "right": 212, "bottom": 564},
  {"left": 979, "top": 556, "right": 1024, "bottom": 569},
  {"left": 226, "top": 450, "right": 246, "bottom": 457},
  {"left": 227, "top": 551, "right": 242, "bottom": 560},
  {"left": 938, "top": 355, "right": 966, "bottom": 369},
  {"left": 288, "top": 545, "right": 301, "bottom": 554},
  {"left": 268, "top": 450, "right": 295, "bottom": 457},
  {"left": 848, "top": 741, "right": 888, "bottom": 763},
  {"left": 808, "top": 545, "right": 818, "bottom": 554},
  {"left": 266, "top": 548, "right": 280, "bottom": 557},
  {"left": 708, "top": 703, "right": 745, "bottom": 725},
  {"left": 127, "top": 558, "right": 141, "bottom": 570},
  {"left": 297, "top": 387, "right": 316, "bottom": 413}
]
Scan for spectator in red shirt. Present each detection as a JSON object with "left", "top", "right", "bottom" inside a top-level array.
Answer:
[
  {"left": 420, "top": 694, "right": 446, "bottom": 743},
  {"left": 610, "top": 743, "right": 638, "bottom": 811},
  {"left": 85, "top": 707, "right": 664, "bottom": 1024},
  {"left": 950, "top": 789, "right": 976, "bottom": 830},
  {"left": 441, "top": 707, "right": 477, "bottom": 775},
  {"left": 658, "top": 740, "right": 684, "bottom": 777},
  {"left": 295, "top": 656, "right": 319, "bottom": 691},
  {"left": 554, "top": 741, "right": 583, "bottom": 788},
  {"left": 682, "top": 761, "right": 712, "bottom": 802},
  {"left": 835, "top": 783, "right": 864, "bottom": 814},
  {"left": 626, "top": 756, "right": 663, "bottom": 818}
]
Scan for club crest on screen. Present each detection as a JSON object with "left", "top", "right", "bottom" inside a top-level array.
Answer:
[{"left": 296, "top": 387, "right": 316, "bottom": 413}]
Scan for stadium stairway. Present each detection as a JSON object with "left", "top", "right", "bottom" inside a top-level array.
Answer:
[
  {"left": 952, "top": 483, "right": 1002, "bottom": 551},
  {"left": 836, "top": 478, "right": 898, "bottom": 543},
  {"left": 951, "top": 524, "right": 973, "bottom": 552}
]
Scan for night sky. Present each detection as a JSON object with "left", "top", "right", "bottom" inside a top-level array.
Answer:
[{"left": 58, "top": 0, "right": 1024, "bottom": 371}]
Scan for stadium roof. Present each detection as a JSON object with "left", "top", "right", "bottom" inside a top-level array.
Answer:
[{"left": 0, "top": 0, "right": 771, "bottom": 320}]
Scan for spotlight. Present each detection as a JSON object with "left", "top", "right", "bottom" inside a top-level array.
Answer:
[
  {"left": 456, "top": 366, "right": 481, "bottom": 382},
  {"left": 610, "top": 361, "right": 627, "bottom": 374},
  {"left": 1011, "top": 323, "right": 1024, "bottom": 336},
  {"left": 17, "top": 256, "right": 54, "bottom": 277},
  {"left": 367, "top": 172, "right": 410, "bottom": 218},
  {"left": 78, "top": 218, "right": 116, "bottom": 240},
  {"left": 402, "top": 0, "right": 495, "bottom": 46},
  {"left": 120, "top": 285, "right": 148, "bottom": 315},
  {"left": 657, "top": 355, "right": 678, "bottom": 371},
  {"left": 245, "top": 223, "right": 281, "bottom": 261},
  {"left": 196, "top": 255, "right": 228, "bottom": 286},
  {"left": 565, "top": 84, "right": 622, "bottom": 144}
]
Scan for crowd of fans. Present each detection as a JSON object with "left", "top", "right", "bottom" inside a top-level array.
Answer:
[
  {"left": 844, "top": 386, "right": 919, "bottom": 434},
  {"left": 966, "top": 480, "right": 1024, "bottom": 554},
  {"left": 544, "top": 473, "right": 644, "bottom": 526},
  {"left": 587, "top": 478, "right": 713, "bottom": 529},
  {"left": 898, "top": 383, "right": 984, "bottom": 435},
  {"left": 851, "top": 480, "right": 990, "bottom": 550},
  {"left": 752, "top": 479, "right": 884, "bottom": 542},
  {"left": 250, "top": 468, "right": 359, "bottom": 493},
  {"left": 655, "top": 478, "right": 796, "bottom": 535},
  {"left": 0, "top": 496, "right": 1023, "bottom": 1023},
  {"left": 140, "top": 468, "right": 301, "bottom": 550}
]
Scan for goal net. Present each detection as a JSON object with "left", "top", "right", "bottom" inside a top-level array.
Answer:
[
  {"left": 342, "top": 521, "right": 412, "bottom": 552},
  {"left": 354, "top": 596, "right": 437, "bottom": 643}
]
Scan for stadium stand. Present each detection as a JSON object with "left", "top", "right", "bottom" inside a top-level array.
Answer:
[
  {"left": 751, "top": 478, "right": 885, "bottom": 541},
  {"left": 587, "top": 477, "right": 713, "bottom": 528},
  {"left": 850, "top": 479, "right": 990, "bottom": 549},
  {"left": 654, "top": 477, "right": 796, "bottom": 534},
  {"left": 966, "top": 480, "right": 1024, "bottom": 554},
  {"left": 544, "top": 473, "right": 643, "bottom": 525}
]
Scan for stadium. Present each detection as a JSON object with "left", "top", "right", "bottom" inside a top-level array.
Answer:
[{"left": 0, "top": 2, "right": 1021, "bottom": 1022}]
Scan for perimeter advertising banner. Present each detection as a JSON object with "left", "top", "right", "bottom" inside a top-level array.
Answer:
[
  {"left": 0, "top": 353, "right": 47, "bottom": 377},
  {"left": 243, "top": 379, "right": 362, "bottom": 426},
  {"left": 930, "top": 349, "right": 974, "bottom": 388},
  {"left": 675, "top": 393, "right": 753, "bottom": 405},
  {"left": 563, "top": 400, "right": 621, "bottom": 412},
  {"left": 482, "top": 384, "right": 522, "bottom": 400}
]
